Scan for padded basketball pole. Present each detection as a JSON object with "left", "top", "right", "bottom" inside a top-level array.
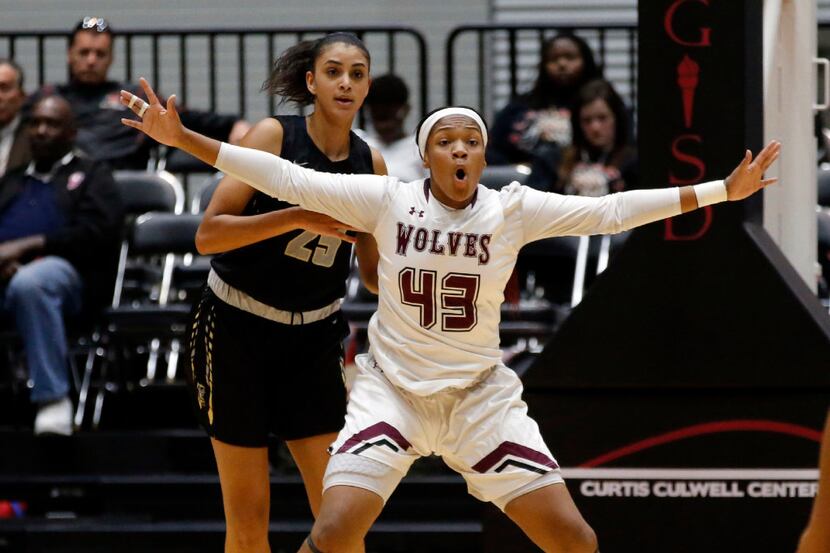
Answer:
[{"left": 763, "top": 0, "right": 818, "bottom": 290}]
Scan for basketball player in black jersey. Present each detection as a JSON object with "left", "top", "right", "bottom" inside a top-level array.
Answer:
[{"left": 187, "top": 33, "right": 385, "bottom": 553}]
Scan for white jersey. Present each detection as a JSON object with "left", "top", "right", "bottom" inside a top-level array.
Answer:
[{"left": 216, "top": 143, "right": 693, "bottom": 395}]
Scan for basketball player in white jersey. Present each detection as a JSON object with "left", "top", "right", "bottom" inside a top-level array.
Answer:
[{"left": 121, "top": 78, "right": 780, "bottom": 553}]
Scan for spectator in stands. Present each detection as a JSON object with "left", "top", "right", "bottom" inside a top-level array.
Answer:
[
  {"left": 0, "top": 95, "right": 123, "bottom": 435},
  {"left": 356, "top": 74, "right": 426, "bottom": 182},
  {"left": 29, "top": 17, "right": 250, "bottom": 170},
  {"left": 487, "top": 33, "right": 601, "bottom": 191},
  {"left": 557, "top": 79, "right": 638, "bottom": 196},
  {"left": 0, "top": 59, "right": 29, "bottom": 177}
]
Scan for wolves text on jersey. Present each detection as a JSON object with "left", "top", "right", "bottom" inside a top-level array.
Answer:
[{"left": 395, "top": 223, "right": 492, "bottom": 265}]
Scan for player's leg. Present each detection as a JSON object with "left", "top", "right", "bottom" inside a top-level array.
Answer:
[
  {"left": 504, "top": 482, "right": 597, "bottom": 553},
  {"left": 282, "top": 313, "right": 351, "bottom": 518},
  {"left": 212, "top": 439, "right": 272, "bottom": 553},
  {"left": 299, "top": 484, "right": 385, "bottom": 553},
  {"left": 286, "top": 432, "right": 339, "bottom": 517},
  {"left": 444, "top": 365, "right": 597, "bottom": 553},
  {"left": 298, "top": 353, "right": 422, "bottom": 552},
  {"left": 187, "top": 287, "right": 274, "bottom": 552}
]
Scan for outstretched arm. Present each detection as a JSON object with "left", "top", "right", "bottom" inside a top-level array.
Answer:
[
  {"left": 121, "top": 78, "right": 388, "bottom": 233},
  {"left": 521, "top": 141, "right": 781, "bottom": 243}
]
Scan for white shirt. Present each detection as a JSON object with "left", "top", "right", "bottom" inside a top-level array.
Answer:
[
  {"left": 0, "top": 115, "right": 21, "bottom": 177},
  {"left": 354, "top": 129, "right": 428, "bottom": 183},
  {"left": 216, "top": 143, "right": 692, "bottom": 395}
]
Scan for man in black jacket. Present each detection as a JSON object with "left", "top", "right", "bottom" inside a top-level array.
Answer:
[
  {"left": 0, "top": 94, "right": 123, "bottom": 435},
  {"left": 29, "top": 17, "right": 250, "bottom": 170}
]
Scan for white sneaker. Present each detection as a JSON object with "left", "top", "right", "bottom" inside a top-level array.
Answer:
[{"left": 34, "top": 397, "right": 73, "bottom": 436}]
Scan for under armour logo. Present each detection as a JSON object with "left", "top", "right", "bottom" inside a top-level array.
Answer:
[{"left": 409, "top": 207, "right": 425, "bottom": 218}]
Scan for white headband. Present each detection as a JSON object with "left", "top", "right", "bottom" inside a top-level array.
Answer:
[{"left": 416, "top": 107, "right": 488, "bottom": 159}]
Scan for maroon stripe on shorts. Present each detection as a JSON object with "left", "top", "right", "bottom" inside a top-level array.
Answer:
[
  {"left": 336, "top": 421, "right": 412, "bottom": 454},
  {"left": 472, "top": 441, "right": 558, "bottom": 473}
]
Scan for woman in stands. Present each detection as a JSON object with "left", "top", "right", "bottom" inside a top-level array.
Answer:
[
  {"left": 122, "top": 82, "right": 779, "bottom": 552},
  {"left": 179, "top": 33, "right": 385, "bottom": 552},
  {"left": 557, "top": 79, "right": 637, "bottom": 197},
  {"left": 487, "top": 33, "right": 602, "bottom": 192}
]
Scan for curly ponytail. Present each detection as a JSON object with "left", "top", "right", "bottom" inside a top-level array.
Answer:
[{"left": 262, "top": 32, "right": 371, "bottom": 106}]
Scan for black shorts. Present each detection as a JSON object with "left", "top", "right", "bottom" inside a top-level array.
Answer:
[{"left": 186, "top": 286, "right": 350, "bottom": 447}]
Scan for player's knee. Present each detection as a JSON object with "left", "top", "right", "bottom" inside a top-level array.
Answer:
[
  {"left": 310, "top": 517, "right": 359, "bottom": 553},
  {"left": 556, "top": 521, "right": 598, "bottom": 553},
  {"left": 224, "top": 494, "right": 269, "bottom": 544}
]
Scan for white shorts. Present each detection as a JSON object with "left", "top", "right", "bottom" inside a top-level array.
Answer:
[{"left": 326, "top": 354, "right": 563, "bottom": 509}]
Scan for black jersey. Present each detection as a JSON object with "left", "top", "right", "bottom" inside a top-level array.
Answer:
[{"left": 211, "top": 115, "right": 374, "bottom": 311}]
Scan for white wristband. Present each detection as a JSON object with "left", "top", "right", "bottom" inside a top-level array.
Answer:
[{"left": 693, "top": 180, "right": 728, "bottom": 207}]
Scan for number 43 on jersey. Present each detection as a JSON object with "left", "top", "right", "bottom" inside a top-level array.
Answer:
[{"left": 399, "top": 267, "right": 480, "bottom": 332}]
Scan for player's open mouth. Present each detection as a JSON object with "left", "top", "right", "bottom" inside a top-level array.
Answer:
[
  {"left": 335, "top": 97, "right": 354, "bottom": 106},
  {"left": 455, "top": 168, "right": 466, "bottom": 181}
]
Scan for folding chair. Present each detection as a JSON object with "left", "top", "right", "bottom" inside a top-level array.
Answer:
[{"left": 92, "top": 213, "right": 202, "bottom": 428}]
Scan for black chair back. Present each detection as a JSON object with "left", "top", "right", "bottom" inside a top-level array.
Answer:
[
  {"left": 113, "top": 170, "right": 185, "bottom": 215},
  {"left": 131, "top": 213, "right": 202, "bottom": 256}
]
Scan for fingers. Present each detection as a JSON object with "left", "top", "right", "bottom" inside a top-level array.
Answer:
[
  {"left": 166, "top": 94, "right": 177, "bottom": 114},
  {"left": 121, "top": 118, "right": 143, "bottom": 131},
  {"left": 761, "top": 177, "right": 778, "bottom": 187},
  {"left": 317, "top": 227, "right": 358, "bottom": 242},
  {"left": 139, "top": 77, "right": 160, "bottom": 105},
  {"left": 337, "top": 223, "right": 360, "bottom": 233},
  {"left": 754, "top": 140, "right": 781, "bottom": 172},
  {"left": 314, "top": 225, "right": 359, "bottom": 242},
  {"left": 120, "top": 90, "right": 148, "bottom": 118}
]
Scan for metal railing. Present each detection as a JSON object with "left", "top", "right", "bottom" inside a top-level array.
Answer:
[
  {"left": 1, "top": 25, "right": 429, "bottom": 125},
  {"left": 445, "top": 23, "right": 637, "bottom": 118}
]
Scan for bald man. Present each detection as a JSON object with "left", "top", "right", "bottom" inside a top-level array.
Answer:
[{"left": 0, "top": 95, "right": 123, "bottom": 435}]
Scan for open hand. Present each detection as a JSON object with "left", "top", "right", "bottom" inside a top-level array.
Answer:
[
  {"left": 725, "top": 140, "right": 781, "bottom": 201},
  {"left": 120, "top": 77, "right": 185, "bottom": 148}
]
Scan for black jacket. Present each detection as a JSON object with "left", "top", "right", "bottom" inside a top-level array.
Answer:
[
  {"left": 29, "top": 81, "right": 239, "bottom": 170},
  {"left": 0, "top": 154, "right": 124, "bottom": 309}
]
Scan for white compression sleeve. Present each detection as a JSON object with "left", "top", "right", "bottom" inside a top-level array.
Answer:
[
  {"left": 522, "top": 185, "right": 683, "bottom": 243},
  {"left": 214, "top": 142, "right": 389, "bottom": 233},
  {"left": 611, "top": 186, "right": 684, "bottom": 232},
  {"left": 693, "top": 180, "right": 728, "bottom": 207},
  {"left": 215, "top": 141, "right": 295, "bottom": 198}
]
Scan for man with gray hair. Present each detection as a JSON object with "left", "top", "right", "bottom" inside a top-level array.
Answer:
[{"left": 0, "top": 59, "right": 29, "bottom": 177}]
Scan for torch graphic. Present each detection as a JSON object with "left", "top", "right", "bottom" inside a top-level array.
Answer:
[{"left": 677, "top": 55, "right": 700, "bottom": 129}]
